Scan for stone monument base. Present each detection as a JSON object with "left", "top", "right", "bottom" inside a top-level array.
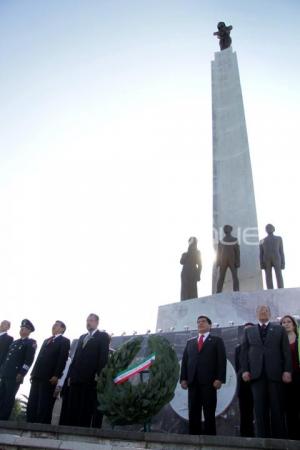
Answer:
[{"left": 156, "top": 287, "right": 300, "bottom": 332}]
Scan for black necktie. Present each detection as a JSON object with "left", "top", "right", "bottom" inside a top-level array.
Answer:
[
  {"left": 46, "top": 336, "right": 55, "bottom": 345},
  {"left": 260, "top": 324, "right": 268, "bottom": 342}
]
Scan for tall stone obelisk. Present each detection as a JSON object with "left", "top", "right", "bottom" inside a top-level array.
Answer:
[{"left": 211, "top": 29, "right": 262, "bottom": 293}]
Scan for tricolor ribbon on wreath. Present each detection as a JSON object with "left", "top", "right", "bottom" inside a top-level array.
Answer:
[{"left": 113, "top": 353, "right": 156, "bottom": 385}]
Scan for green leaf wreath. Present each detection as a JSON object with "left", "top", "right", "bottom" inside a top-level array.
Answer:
[{"left": 97, "top": 335, "right": 179, "bottom": 425}]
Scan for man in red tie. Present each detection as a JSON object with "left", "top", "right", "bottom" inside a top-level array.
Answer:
[{"left": 180, "top": 315, "right": 227, "bottom": 435}]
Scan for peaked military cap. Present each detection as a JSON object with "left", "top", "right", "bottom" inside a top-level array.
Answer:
[{"left": 20, "top": 319, "right": 35, "bottom": 332}]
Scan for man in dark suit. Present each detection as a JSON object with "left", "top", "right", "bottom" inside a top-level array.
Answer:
[
  {"left": 67, "top": 313, "right": 109, "bottom": 427},
  {"left": 216, "top": 225, "right": 240, "bottom": 293},
  {"left": 55, "top": 339, "right": 79, "bottom": 426},
  {"left": 0, "top": 320, "right": 13, "bottom": 369},
  {"left": 0, "top": 319, "right": 36, "bottom": 420},
  {"left": 27, "top": 320, "right": 70, "bottom": 424},
  {"left": 180, "top": 315, "right": 227, "bottom": 435},
  {"left": 235, "top": 322, "right": 255, "bottom": 437},
  {"left": 241, "top": 305, "right": 292, "bottom": 438}
]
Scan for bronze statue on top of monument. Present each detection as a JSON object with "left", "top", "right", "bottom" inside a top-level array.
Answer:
[
  {"left": 213, "top": 22, "right": 233, "bottom": 51},
  {"left": 180, "top": 237, "right": 202, "bottom": 301}
]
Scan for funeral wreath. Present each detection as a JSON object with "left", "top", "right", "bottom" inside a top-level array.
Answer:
[{"left": 97, "top": 335, "right": 179, "bottom": 425}]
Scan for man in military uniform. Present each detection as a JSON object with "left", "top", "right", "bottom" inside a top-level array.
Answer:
[
  {"left": 0, "top": 319, "right": 36, "bottom": 420},
  {"left": 27, "top": 320, "right": 70, "bottom": 424},
  {"left": 0, "top": 320, "right": 13, "bottom": 369}
]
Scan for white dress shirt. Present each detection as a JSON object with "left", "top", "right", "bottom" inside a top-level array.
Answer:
[{"left": 198, "top": 331, "right": 210, "bottom": 342}]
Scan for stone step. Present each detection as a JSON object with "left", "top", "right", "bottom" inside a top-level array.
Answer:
[{"left": 0, "top": 422, "right": 299, "bottom": 450}]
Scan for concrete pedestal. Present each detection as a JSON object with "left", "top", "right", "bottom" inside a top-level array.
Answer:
[{"left": 156, "top": 287, "right": 300, "bottom": 332}]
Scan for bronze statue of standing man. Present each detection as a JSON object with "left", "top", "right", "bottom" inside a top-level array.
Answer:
[
  {"left": 260, "top": 224, "right": 285, "bottom": 289},
  {"left": 180, "top": 237, "right": 202, "bottom": 301},
  {"left": 216, "top": 225, "right": 240, "bottom": 293}
]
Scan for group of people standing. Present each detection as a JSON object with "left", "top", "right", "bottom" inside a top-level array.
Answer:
[
  {"left": 0, "top": 314, "right": 109, "bottom": 427},
  {"left": 236, "top": 310, "right": 300, "bottom": 440},
  {"left": 0, "top": 307, "right": 299, "bottom": 440},
  {"left": 180, "top": 305, "right": 300, "bottom": 440}
]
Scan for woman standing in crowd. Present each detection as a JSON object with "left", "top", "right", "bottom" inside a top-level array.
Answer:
[{"left": 280, "top": 315, "right": 300, "bottom": 440}]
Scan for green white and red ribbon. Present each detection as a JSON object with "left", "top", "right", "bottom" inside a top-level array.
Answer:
[{"left": 113, "top": 353, "right": 156, "bottom": 385}]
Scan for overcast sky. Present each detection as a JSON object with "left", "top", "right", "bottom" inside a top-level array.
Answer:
[{"left": 0, "top": 1, "right": 299, "bottom": 392}]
